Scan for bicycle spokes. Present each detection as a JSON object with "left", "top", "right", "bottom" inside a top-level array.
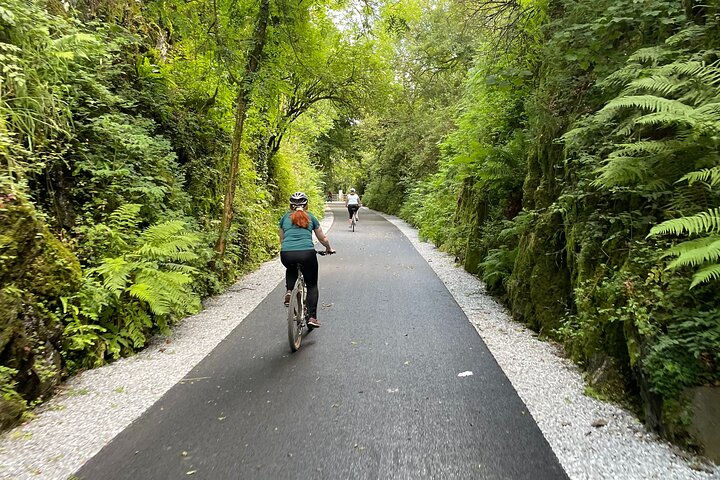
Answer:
[{"left": 287, "top": 286, "right": 305, "bottom": 351}]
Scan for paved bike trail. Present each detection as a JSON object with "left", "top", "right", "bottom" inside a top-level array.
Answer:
[{"left": 76, "top": 205, "right": 568, "bottom": 480}]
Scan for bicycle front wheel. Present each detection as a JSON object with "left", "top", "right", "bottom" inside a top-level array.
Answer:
[{"left": 287, "top": 289, "right": 303, "bottom": 352}]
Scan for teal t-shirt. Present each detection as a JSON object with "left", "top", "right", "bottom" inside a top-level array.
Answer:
[{"left": 279, "top": 211, "right": 320, "bottom": 251}]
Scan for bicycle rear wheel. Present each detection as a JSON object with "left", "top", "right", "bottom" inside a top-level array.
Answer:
[{"left": 287, "top": 288, "right": 304, "bottom": 351}]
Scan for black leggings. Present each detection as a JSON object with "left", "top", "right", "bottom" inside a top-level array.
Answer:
[
  {"left": 347, "top": 205, "right": 359, "bottom": 219},
  {"left": 280, "top": 249, "right": 319, "bottom": 318}
]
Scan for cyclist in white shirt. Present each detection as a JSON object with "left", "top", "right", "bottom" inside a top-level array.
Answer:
[{"left": 345, "top": 188, "right": 361, "bottom": 227}]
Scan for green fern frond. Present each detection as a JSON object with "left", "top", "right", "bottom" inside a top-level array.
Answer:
[
  {"left": 667, "top": 237, "right": 720, "bottom": 268},
  {"left": 163, "top": 263, "right": 200, "bottom": 275},
  {"left": 94, "top": 257, "right": 132, "bottom": 297},
  {"left": 649, "top": 208, "right": 720, "bottom": 236},
  {"left": 51, "top": 33, "right": 100, "bottom": 51},
  {"left": 128, "top": 283, "right": 171, "bottom": 316},
  {"left": 680, "top": 167, "right": 720, "bottom": 187},
  {"left": 660, "top": 61, "right": 719, "bottom": 83},
  {"left": 612, "top": 140, "right": 676, "bottom": 157},
  {"left": 693, "top": 102, "right": 720, "bottom": 119},
  {"left": 627, "top": 46, "right": 667, "bottom": 64},
  {"left": 136, "top": 220, "right": 200, "bottom": 262},
  {"left": 134, "top": 268, "right": 198, "bottom": 314},
  {"left": 150, "top": 270, "right": 194, "bottom": 286},
  {"left": 601, "top": 64, "right": 644, "bottom": 89},
  {"left": 616, "top": 119, "right": 638, "bottom": 137},
  {"left": 122, "top": 311, "right": 151, "bottom": 348},
  {"left": 667, "top": 186, "right": 713, "bottom": 212},
  {"left": 632, "top": 111, "right": 700, "bottom": 129},
  {"left": 600, "top": 95, "right": 694, "bottom": 117},
  {"left": 665, "top": 25, "right": 706, "bottom": 47},
  {"left": 626, "top": 76, "right": 686, "bottom": 97},
  {"left": 646, "top": 178, "right": 672, "bottom": 192},
  {"left": 663, "top": 236, "right": 716, "bottom": 258},
  {"left": 109, "top": 204, "right": 142, "bottom": 229},
  {"left": 592, "top": 156, "right": 650, "bottom": 187},
  {"left": 137, "top": 237, "right": 200, "bottom": 262},
  {"left": 690, "top": 263, "right": 720, "bottom": 288},
  {"left": 139, "top": 220, "right": 186, "bottom": 244}
]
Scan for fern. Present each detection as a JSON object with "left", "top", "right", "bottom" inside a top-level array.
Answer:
[
  {"left": 680, "top": 166, "right": 720, "bottom": 187},
  {"left": 627, "top": 46, "right": 669, "bottom": 64},
  {"left": 626, "top": 76, "right": 686, "bottom": 97},
  {"left": 611, "top": 140, "right": 677, "bottom": 157},
  {"left": 69, "top": 211, "right": 203, "bottom": 364},
  {"left": 480, "top": 246, "right": 517, "bottom": 292},
  {"left": 602, "top": 64, "right": 644, "bottom": 89},
  {"left": 665, "top": 24, "right": 706, "bottom": 46},
  {"left": 93, "top": 257, "right": 132, "bottom": 297},
  {"left": 691, "top": 264, "right": 720, "bottom": 287},
  {"left": 650, "top": 210, "right": 720, "bottom": 287},
  {"left": 660, "top": 61, "right": 720, "bottom": 86},
  {"left": 574, "top": 20, "right": 720, "bottom": 290},
  {"left": 137, "top": 221, "right": 201, "bottom": 262},
  {"left": 632, "top": 111, "right": 701, "bottom": 128},
  {"left": 666, "top": 237, "right": 720, "bottom": 268},
  {"left": 649, "top": 208, "right": 720, "bottom": 236},
  {"left": 598, "top": 95, "right": 694, "bottom": 118},
  {"left": 122, "top": 308, "right": 152, "bottom": 348},
  {"left": 592, "top": 156, "right": 651, "bottom": 187},
  {"left": 108, "top": 204, "right": 143, "bottom": 231}
]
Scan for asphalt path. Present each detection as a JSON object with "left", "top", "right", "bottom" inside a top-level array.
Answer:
[{"left": 76, "top": 205, "right": 568, "bottom": 480}]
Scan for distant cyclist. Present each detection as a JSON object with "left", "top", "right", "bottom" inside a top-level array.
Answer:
[
  {"left": 278, "top": 192, "right": 334, "bottom": 328},
  {"left": 345, "top": 188, "right": 361, "bottom": 227}
]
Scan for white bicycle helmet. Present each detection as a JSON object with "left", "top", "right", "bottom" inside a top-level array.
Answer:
[{"left": 289, "top": 192, "right": 308, "bottom": 207}]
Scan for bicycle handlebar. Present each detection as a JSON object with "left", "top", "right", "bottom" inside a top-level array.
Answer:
[{"left": 316, "top": 250, "right": 335, "bottom": 256}]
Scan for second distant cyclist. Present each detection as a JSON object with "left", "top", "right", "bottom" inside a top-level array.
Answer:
[{"left": 345, "top": 188, "right": 361, "bottom": 227}]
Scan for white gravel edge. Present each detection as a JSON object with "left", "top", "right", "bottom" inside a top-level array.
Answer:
[
  {"left": 0, "top": 208, "right": 717, "bottom": 480},
  {"left": 379, "top": 212, "right": 720, "bottom": 480}
]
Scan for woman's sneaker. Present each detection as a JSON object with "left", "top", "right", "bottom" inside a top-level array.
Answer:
[
  {"left": 307, "top": 317, "right": 321, "bottom": 328},
  {"left": 283, "top": 291, "right": 292, "bottom": 306}
]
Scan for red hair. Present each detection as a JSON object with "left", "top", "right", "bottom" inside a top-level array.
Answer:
[{"left": 290, "top": 209, "right": 310, "bottom": 228}]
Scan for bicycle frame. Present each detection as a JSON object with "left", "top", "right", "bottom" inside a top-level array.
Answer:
[
  {"left": 286, "top": 251, "right": 331, "bottom": 352},
  {"left": 287, "top": 264, "right": 307, "bottom": 352}
]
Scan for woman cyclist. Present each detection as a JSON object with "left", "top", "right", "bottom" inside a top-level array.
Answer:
[
  {"left": 278, "top": 192, "right": 334, "bottom": 328},
  {"left": 345, "top": 188, "right": 361, "bottom": 227}
]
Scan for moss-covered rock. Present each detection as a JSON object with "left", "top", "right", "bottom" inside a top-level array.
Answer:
[
  {"left": 0, "top": 365, "right": 27, "bottom": 430},
  {"left": 507, "top": 211, "right": 571, "bottom": 335},
  {"left": 0, "top": 186, "right": 82, "bottom": 428}
]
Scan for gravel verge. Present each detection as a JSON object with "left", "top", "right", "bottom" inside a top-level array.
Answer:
[{"left": 0, "top": 208, "right": 717, "bottom": 480}]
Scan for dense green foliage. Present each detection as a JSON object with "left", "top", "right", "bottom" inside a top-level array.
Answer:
[{"left": 354, "top": 0, "right": 720, "bottom": 451}]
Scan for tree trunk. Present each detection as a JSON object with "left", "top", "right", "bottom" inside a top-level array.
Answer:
[{"left": 215, "top": 0, "right": 271, "bottom": 256}]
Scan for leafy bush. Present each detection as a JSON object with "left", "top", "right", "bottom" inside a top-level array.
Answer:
[
  {"left": 72, "top": 114, "right": 190, "bottom": 225},
  {"left": 644, "top": 310, "right": 720, "bottom": 398},
  {"left": 63, "top": 205, "right": 203, "bottom": 371}
]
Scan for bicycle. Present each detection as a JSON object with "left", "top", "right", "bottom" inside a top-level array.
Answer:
[
  {"left": 348, "top": 205, "right": 360, "bottom": 232},
  {"left": 287, "top": 250, "right": 334, "bottom": 352}
]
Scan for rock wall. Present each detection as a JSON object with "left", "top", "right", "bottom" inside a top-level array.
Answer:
[{"left": 0, "top": 186, "right": 81, "bottom": 428}]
